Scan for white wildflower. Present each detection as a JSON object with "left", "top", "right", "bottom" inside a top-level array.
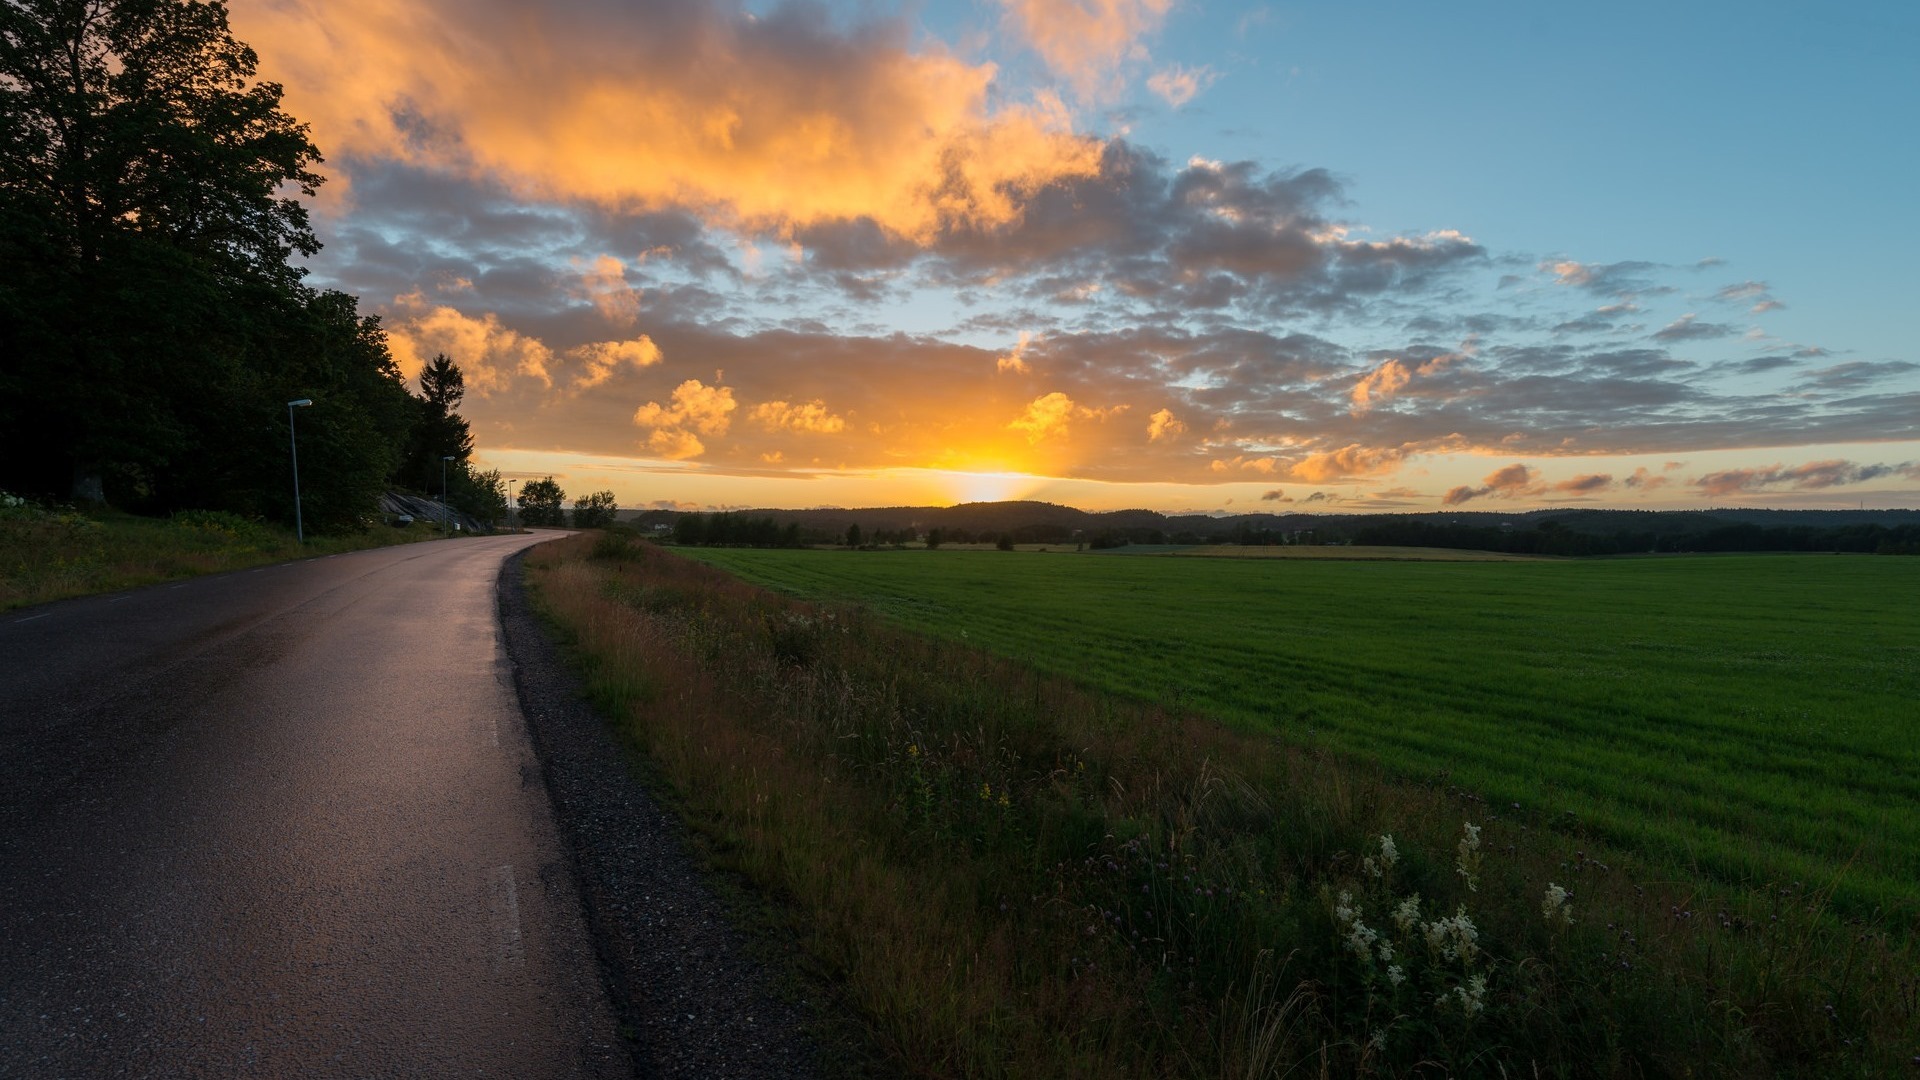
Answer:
[
  {"left": 1392, "top": 894, "right": 1421, "bottom": 933},
  {"left": 1386, "top": 963, "right": 1406, "bottom": 987},
  {"left": 1345, "top": 920, "right": 1379, "bottom": 960},
  {"left": 1334, "top": 890, "right": 1356, "bottom": 925},
  {"left": 1364, "top": 834, "right": 1398, "bottom": 879},
  {"left": 1453, "top": 973, "right": 1488, "bottom": 1017},
  {"left": 1542, "top": 882, "right": 1573, "bottom": 926},
  {"left": 1455, "top": 822, "right": 1483, "bottom": 892},
  {"left": 1424, "top": 906, "right": 1480, "bottom": 965},
  {"left": 1367, "top": 1027, "right": 1388, "bottom": 1052}
]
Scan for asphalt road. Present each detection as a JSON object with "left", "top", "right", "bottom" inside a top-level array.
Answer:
[{"left": 0, "top": 534, "right": 627, "bottom": 1078}]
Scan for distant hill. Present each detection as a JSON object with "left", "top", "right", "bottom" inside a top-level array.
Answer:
[{"left": 618, "top": 500, "right": 1920, "bottom": 555}]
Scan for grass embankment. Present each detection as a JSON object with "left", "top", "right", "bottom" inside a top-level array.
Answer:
[
  {"left": 528, "top": 532, "right": 1915, "bottom": 1078},
  {"left": 689, "top": 546, "right": 1920, "bottom": 924},
  {"left": 0, "top": 500, "right": 467, "bottom": 611}
]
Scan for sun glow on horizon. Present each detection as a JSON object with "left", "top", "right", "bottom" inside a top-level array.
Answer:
[{"left": 922, "top": 468, "right": 1051, "bottom": 505}]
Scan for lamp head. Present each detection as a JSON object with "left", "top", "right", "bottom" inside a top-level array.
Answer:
[{"left": 288, "top": 398, "right": 313, "bottom": 408}]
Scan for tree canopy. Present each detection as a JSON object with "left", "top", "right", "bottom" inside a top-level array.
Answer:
[
  {"left": 518, "top": 477, "right": 566, "bottom": 527},
  {"left": 571, "top": 490, "right": 617, "bottom": 529},
  {"left": 0, "top": 1, "right": 496, "bottom": 533}
]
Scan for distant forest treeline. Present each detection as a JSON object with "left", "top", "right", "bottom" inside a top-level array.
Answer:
[
  {"left": 630, "top": 502, "right": 1920, "bottom": 555},
  {"left": 0, "top": 2, "right": 502, "bottom": 531}
]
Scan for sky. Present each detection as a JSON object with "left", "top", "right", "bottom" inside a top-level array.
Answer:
[{"left": 229, "top": 0, "right": 1920, "bottom": 514}]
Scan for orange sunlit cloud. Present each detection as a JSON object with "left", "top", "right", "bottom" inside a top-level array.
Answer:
[
  {"left": 387, "top": 293, "right": 554, "bottom": 390},
  {"left": 634, "top": 379, "right": 738, "bottom": 459},
  {"left": 231, "top": 0, "right": 1105, "bottom": 241},
  {"left": 1000, "top": 0, "right": 1173, "bottom": 100}
]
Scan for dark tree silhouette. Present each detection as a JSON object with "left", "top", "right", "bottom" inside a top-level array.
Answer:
[
  {"left": 1, "top": 0, "right": 325, "bottom": 503},
  {"left": 517, "top": 476, "right": 566, "bottom": 526},
  {"left": 401, "top": 353, "right": 474, "bottom": 492},
  {"left": 571, "top": 490, "right": 618, "bottom": 529}
]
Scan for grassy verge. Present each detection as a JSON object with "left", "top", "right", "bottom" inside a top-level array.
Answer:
[
  {"left": 526, "top": 532, "right": 1914, "bottom": 1077},
  {"left": 0, "top": 497, "right": 474, "bottom": 611}
]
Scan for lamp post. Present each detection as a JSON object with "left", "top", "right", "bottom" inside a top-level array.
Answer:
[
  {"left": 440, "top": 455, "right": 455, "bottom": 532},
  {"left": 287, "top": 398, "right": 313, "bottom": 542},
  {"left": 507, "top": 479, "right": 519, "bottom": 533}
]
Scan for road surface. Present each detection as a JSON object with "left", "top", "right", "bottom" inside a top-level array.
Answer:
[{"left": 0, "top": 534, "right": 626, "bottom": 1078}]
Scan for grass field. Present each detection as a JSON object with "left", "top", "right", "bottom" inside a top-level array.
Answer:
[
  {"left": 0, "top": 502, "right": 473, "bottom": 611},
  {"left": 684, "top": 546, "right": 1920, "bottom": 922}
]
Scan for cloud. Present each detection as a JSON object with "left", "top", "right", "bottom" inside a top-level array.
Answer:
[
  {"left": 1009, "top": 391, "right": 1081, "bottom": 443},
  {"left": 1147, "top": 407, "right": 1186, "bottom": 441},
  {"left": 1147, "top": 64, "right": 1217, "bottom": 108},
  {"left": 575, "top": 255, "right": 641, "bottom": 325},
  {"left": 1007, "top": 391, "right": 1125, "bottom": 443},
  {"left": 998, "top": 331, "right": 1036, "bottom": 374},
  {"left": 1441, "top": 463, "right": 1544, "bottom": 505},
  {"left": 1350, "top": 359, "right": 1412, "bottom": 414},
  {"left": 999, "top": 0, "right": 1173, "bottom": 100},
  {"left": 1795, "top": 360, "right": 1920, "bottom": 394},
  {"left": 1623, "top": 467, "right": 1671, "bottom": 491},
  {"left": 387, "top": 291, "right": 554, "bottom": 390},
  {"left": 1544, "top": 259, "right": 1662, "bottom": 297},
  {"left": 1284, "top": 444, "right": 1412, "bottom": 483},
  {"left": 569, "top": 337, "right": 663, "bottom": 389},
  {"left": 1259, "top": 488, "right": 1288, "bottom": 502},
  {"left": 921, "top": 147, "right": 1485, "bottom": 317},
  {"left": 1553, "top": 473, "right": 1614, "bottom": 494},
  {"left": 1693, "top": 459, "right": 1918, "bottom": 497},
  {"left": 1652, "top": 313, "right": 1735, "bottom": 342},
  {"left": 633, "top": 378, "right": 737, "bottom": 459},
  {"left": 1709, "top": 280, "right": 1787, "bottom": 316},
  {"left": 749, "top": 399, "right": 846, "bottom": 434},
  {"left": 234, "top": 0, "right": 1106, "bottom": 242}
]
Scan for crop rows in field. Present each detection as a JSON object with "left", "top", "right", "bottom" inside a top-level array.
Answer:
[{"left": 684, "top": 547, "right": 1920, "bottom": 919}]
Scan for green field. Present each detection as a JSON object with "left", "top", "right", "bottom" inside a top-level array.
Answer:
[{"left": 686, "top": 547, "right": 1920, "bottom": 921}]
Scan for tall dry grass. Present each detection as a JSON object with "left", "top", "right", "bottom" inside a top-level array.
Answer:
[{"left": 529, "top": 531, "right": 1915, "bottom": 1077}]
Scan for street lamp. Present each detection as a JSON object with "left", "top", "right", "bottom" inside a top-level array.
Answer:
[
  {"left": 507, "top": 479, "right": 519, "bottom": 533},
  {"left": 287, "top": 398, "right": 313, "bottom": 543},
  {"left": 440, "top": 454, "right": 455, "bottom": 532}
]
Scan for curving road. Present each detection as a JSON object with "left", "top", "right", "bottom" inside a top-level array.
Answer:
[{"left": 0, "top": 534, "right": 627, "bottom": 1078}]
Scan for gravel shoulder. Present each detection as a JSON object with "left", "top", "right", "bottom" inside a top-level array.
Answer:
[{"left": 497, "top": 550, "right": 883, "bottom": 1080}]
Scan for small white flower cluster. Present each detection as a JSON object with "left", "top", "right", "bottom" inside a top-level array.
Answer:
[
  {"left": 1423, "top": 906, "right": 1481, "bottom": 965},
  {"left": 1455, "top": 822, "right": 1483, "bottom": 892},
  {"left": 1450, "top": 973, "right": 1489, "bottom": 1017},
  {"left": 1333, "top": 891, "right": 1385, "bottom": 961},
  {"left": 1542, "top": 882, "right": 1574, "bottom": 925},
  {"left": 1392, "top": 893, "right": 1421, "bottom": 933},
  {"left": 0, "top": 491, "right": 25, "bottom": 509},
  {"left": 1362, "top": 833, "right": 1398, "bottom": 879}
]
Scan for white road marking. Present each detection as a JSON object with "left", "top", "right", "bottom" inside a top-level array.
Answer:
[
  {"left": 487, "top": 865, "right": 525, "bottom": 969},
  {"left": 171, "top": 584, "right": 188, "bottom": 590},
  {"left": 12, "top": 613, "right": 50, "bottom": 623}
]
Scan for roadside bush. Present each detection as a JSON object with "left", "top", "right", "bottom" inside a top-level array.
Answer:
[{"left": 171, "top": 509, "right": 278, "bottom": 550}]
